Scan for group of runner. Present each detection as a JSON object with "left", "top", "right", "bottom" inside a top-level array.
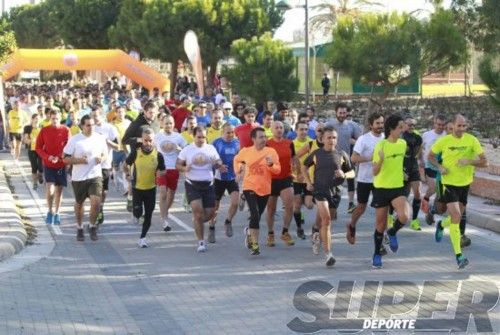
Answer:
[{"left": 3, "top": 82, "right": 488, "bottom": 269}]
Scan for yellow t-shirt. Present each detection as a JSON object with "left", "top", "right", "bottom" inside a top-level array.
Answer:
[
  {"left": 29, "top": 127, "right": 41, "bottom": 151},
  {"left": 431, "top": 133, "right": 483, "bottom": 186},
  {"left": 132, "top": 148, "right": 159, "bottom": 190},
  {"left": 293, "top": 137, "right": 311, "bottom": 182},
  {"left": 206, "top": 126, "right": 223, "bottom": 144},
  {"left": 70, "top": 124, "right": 81, "bottom": 136},
  {"left": 181, "top": 130, "right": 194, "bottom": 144},
  {"left": 263, "top": 126, "right": 273, "bottom": 139},
  {"left": 113, "top": 119, "right": 130, "bottom": 151},
  {"left": 8, "top": 109, "right": 27, "bottom": 134},
  {"left": 373, "top": 139, "right": 407, "bottom": 189},
  {"left": 40, "top": 119, "right": 51, "bottom": 128}
]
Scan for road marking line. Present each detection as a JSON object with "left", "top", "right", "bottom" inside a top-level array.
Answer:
[{"left": 168, "top": 214, "right": 194, "bottom": 232}]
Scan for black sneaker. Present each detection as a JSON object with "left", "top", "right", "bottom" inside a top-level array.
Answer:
[
  {"left": 76, "top": 229, "right": 84, "bottom": 241},
  {"left": 425, "top": 212, "right": 435, "bottom": 225},
  {"left": 297, "top": 228, "right": 306, "bottom": 240},
  {"left": 347, "top": 203, "right": 356, "bottom": 214},
  {"left": 461, "top": 234, "right": 471, "bottom": 248},
  {"left": 224, "top": 220, "right": 233, "bottom": 237},
  {"left": 89, "top": 226, "right": 98, "bottom": 241}
]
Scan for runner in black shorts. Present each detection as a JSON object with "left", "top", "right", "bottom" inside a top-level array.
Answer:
[{"left": 303, "top": 126, "right": 354, "bottom": 267}]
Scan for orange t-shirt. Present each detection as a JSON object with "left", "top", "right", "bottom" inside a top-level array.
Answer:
[
  {"left": 266, "top": 138, "right": 295, "bottom": 180},
  {"left": 234, "top": 146, "right": 281, "bottom": 196}
]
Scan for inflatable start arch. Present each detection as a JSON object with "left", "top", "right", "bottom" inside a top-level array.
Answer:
[{"left": 1, "top": 49, "right": 169, "bottom": 92}]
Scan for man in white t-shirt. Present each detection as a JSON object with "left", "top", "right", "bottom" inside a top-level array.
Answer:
[
  {"left": 155, "top": 114, "right": 187, "bottom": 231},
  {"left": 63, "top": 114, "right": 108, "bottom": 242},
  {"left": 176, "top": 127, "right": 226, "bottom": 253},
  {"left": 91, "top": 105, "right": 119, "bottom": 225},
  {"left": 346, "top": 112, "right": 384, "bottom": 245},
  {"left": 420, "top": 114, "right": 446, "bottom": 215}
]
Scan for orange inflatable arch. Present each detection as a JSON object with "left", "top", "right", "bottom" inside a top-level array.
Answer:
[{"left": 1, "top": 49, "right": 169, "bottom": 92}]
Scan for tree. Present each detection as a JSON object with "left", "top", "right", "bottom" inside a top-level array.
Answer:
[
  {"left": 108, "top": 0, "right": 147, "bottom": 53},
  {"left": 0, "top": 17, "right": 16, "bottom": 66},
  {"left": 223, "top": 33, "right": 299, "bottom": 105},
  {"left": 479, "top": 54, "right": 500, "bottom": 106},
  {"left": 327, "top": 10, "right": 467, "bottom": 106}
]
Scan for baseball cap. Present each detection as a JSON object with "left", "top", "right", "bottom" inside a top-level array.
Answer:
[{"left": 222, "top": 102, "right": 233, "bottom": 110}]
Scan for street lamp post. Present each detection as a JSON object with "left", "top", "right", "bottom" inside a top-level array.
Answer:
[{"left": 276, "top": 0, "right": 310, "bottom": 106}]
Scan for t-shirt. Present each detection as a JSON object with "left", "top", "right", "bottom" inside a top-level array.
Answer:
[
  {"left": 325, "top": 118, "right": 361, "bottom": 154},
  {"left": 172, "top": 107, "right": 191, "bottom": 132},
  {"left": 402, "top": 131, "right": 422, "bottom": 170},
  {"left": 372, "top": 139, "right": 407, "bottom": 189},
  {"left": 94, "top": 122, "right": 119, "bottom": 169},
  {"left": 235, "top": 122, "right": 260, "bottom": 148},
  {"left": 181, "top": 130, "right": 194, "bottom": 144},
  {"left": 206, "top": 126, "right": 223, "bottom": 144},
  {"left": 303, "top": 148, "right": 352, "bottom": 195},
  {"left": 126, "top": 147, "right": 165, "bottom": 190},
  {"left": 23, "top": 125, "right": 41, "bottom": 151},
  {"left": 267, "top": 138, "right": 295, "bottom": 180},
  {"left": 63, "top": 133, "right": 108, "bottom": 181},
  {"left": 212, "top": 137, "right": 240, "bottom": 181},
  {"left": 353, "top": 132, "right": 384, "bottom": 183},
  {"left": 70, "top": 125, "right": 81, "bottom": 136},
  {"left": 431, "top": 133, "right": 483, "bottom": 187},
  {"left": 422, "top": 129, "right": 445, "bottom": 169},
  {"left": 113, "top": 119, "right": 131, "bottom": 151},
  {"left": 36, "top": 125, "right": 71, "bottom": 169},
  {"left": 8, "top": 109, "right": 28, "bottom": 134},
  {"left": 292, "top": 137, "right": 312, "bottom": 182},
  {"left": 223, "top": 115, "right": 241, "bottom": 127},
  {"left": 154, "top": 131, "right": 187, "bottom": 169},
  {"left": 195, "top": 114, "right": 211, "bottom": 128},
  {"left": 233, "top": 146, "right": 281, "bottom": 196},
  {"left": 263, "top": 126, "right": 273, "bottom": 139},
  {"left": 178, "top": 143, "right": 220, "bottom": 181}
]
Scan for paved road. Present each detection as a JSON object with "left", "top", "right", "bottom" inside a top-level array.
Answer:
[{"left": 0, "top": 159, "right": 499, "bottom": 334}]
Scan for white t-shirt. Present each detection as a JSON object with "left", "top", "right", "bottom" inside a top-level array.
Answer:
[
  {"left": 94, "top": 122, "right": 118, "bottom": 169},
  {"left": 63, "top": 133, "right": 108, "bottom": 181},
  {"left": 353, "top": 131, "right": 384, "bottom": 183},
  {"left": 178, "top": 143, "right": 220, "bottom": 181},
  {"left": 422, "top": 129, "right": 446, "bottom": 168},
  {"left": 155, "top": 131, "right": 187, "bottom": 169}
]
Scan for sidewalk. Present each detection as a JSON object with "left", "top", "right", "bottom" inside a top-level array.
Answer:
[{"left": 466, "top": 194, "right": 500, "bottom": 234}]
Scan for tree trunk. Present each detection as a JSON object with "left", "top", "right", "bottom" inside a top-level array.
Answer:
[
  {"left": 169, "top": 64, "right": 178, "bottom": 99},
  {"left": 208, "top": 60, "right": 218, "bottom": 90}
]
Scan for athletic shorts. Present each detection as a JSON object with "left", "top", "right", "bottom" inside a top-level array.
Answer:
[
  {"left": 112, "top": 151, "right": 126, "bottom": 169},
  {"left": 9, "top": 133, "right": 22, "bottom": 142},
  {"left": 371, "top": 187, "right": 406, "bottom": 208},
  {"left": 435, "top": 180, "right": 444, "bottom": 203},
  {"left": 293, "top": 182, "right": 312, "bottom": 196},
  {"left": 72, "top": 177, "right": 103, "bottom": 204},
  {"left": 313, "top": 191, "right": 341, "bottom": 209},
  {"left": 442, "top": 184, "right": 470, "bottom": 205},
  {"left": 185, "top": 180, "right": 215, "bottom": 208},
  {"left": 44, "top": 166, "right": 67, "bottom": 187},
  {"left": 271, "top": 176, "right": 293, "bottom": 196},
  {"left": 356, "top": 182, "right": 374, "bottom": 204},
  {"left": 406, "top": 166, "right": 421, "bottom": 182},
  {"left": 424, "top": 168, "right": 438, "bottom": 179},
  {"left": 156, "top": 169, "right": 180, "bottom": 191},
  {"left": 102, "top": 168, "right": 111, "bottom": 191},
  {"left": 214, "top": 179, "right": 239, "bottom": 200}
]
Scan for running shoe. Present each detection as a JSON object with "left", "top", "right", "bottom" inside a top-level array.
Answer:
[
  {"left": 126, "top": 197, "right": 133, "bottom": 212},
  {"left": 461, "top": 234, "right": 471, "bottom": 248},
  {"left": 208, "top": 228, "right": 216, "bottom": 243},
  {"left": 347, "top": 203, "right": 356, "bottom": 214},
  {"left": 425, "top": 212, "right": 435, "bottom": 225},
  {"left": 311, "top": 232, "right": 320, "bottom": 255},
  {"left": 372, "top": 254, "right": 382, "bottom": 269},
  {"left": 76, "top": 228, "right": 84, "bottom": 241},
  {"left": 346, "top": 223, "right": 356, "bottom": 245},
  {"left": 435, "top": 221, "right": 444, "bottom": 242},
  {"left": 387, "top": 215, "right": 394, "bottom": 229},
  {"left": 456, "top": 255, "right": 469, "bottom": 269},
  {"left": 410, "top": 219, "right": 421, "bottom": 231},
  {"left": 421, "top": 198, "right": 430, "bottom": 214},
  {"left": 45, "top": 212, "right": 53, "bottom": 225},
  {"left": 297, "top": 228, "right": 306, "bottom": 240},
  {"left": 325, "top": 253, "right": 336, "bottom": 267},
  {"left": 238, "top": 193, "right": 246, "bottom": 211},
  {"left": 388, "top": 234, "right": 398, "bottom": 253},
  {"left": 267, "top": 233, "right": 276, "bottom": 247},
  {"left": 89, "top": 226, "right": 98, "bottom": 241},
  {"left": 38, "top": 174, "right": 44, "bottom": 184},
  {"left": 162, "top": 220, "right": 172, "bottom": 232},
  {"left": 225, "top": 220, "right": 233, "bottom": 237},
  {"left": 96, "top": 210, "right": 104, "bottom": 225},
  {"left": 281, "top": 232, "right": 295, "bottom": 246},
  {"left": 138, "top": 238, "right": 149, "bottom": 248},
  {"left": 33, "top": 182, "right": 38, "bottom": 191},
  {"left": 250, "top": 243, "right": 260, "bottom": 255},
  {"left": 197, "top": 242, "right": 207, "bottom": 253},
  {"left": 244, "top": 227, "right": 251, "bottom": 249},
  {"left": 53, "top": 213, "right": 61, "bottom": 225},
  {"left": 383, "top": 233, "right": 389, "bottom": 245},
  {"left": 379, "top": 245, "right": 388, "bottom": 256}
]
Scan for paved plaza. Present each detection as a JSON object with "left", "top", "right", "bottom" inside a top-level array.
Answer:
[{"left": 0, "top": 156, "right": 499, "bottom": 334}]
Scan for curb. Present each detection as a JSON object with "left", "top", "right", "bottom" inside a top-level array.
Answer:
[
  {"left": 467, "top": 208, "right": 500, "bottom": 234},
  {"left": 0, "top": 163, "right": 27, "bottom": 261}
]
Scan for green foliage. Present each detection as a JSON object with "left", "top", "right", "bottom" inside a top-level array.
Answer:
[
  {"left": 0, "top": 18, "right": 17, "bottom": 66},
  {"left": 327, "top": 10, "right": 467, "bottom": 101},
  {"left": 223, "top": 33, "right": 299, "bottom": 104},
  {"left": 479, "top": 54, "right": 500, "bottom": 106},
  {"left": 108, "top": 0, "right": 149, "bottom": 52}
]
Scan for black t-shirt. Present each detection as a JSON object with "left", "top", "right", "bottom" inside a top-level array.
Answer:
[
  {"left": 303, "top": 148, "right": 352, "bottom": 195},
  {"left": 402, "top": 131, "right": 422, "bottom": 169}
]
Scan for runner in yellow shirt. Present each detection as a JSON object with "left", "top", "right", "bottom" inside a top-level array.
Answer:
[{"left": 7, "top": 100, "right": 29, "bottom": 161}]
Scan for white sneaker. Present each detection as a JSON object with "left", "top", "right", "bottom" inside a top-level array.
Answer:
[
  {"left": 138, "top": 238, "right": 148, "bottom": 248},
  {"left": 325, "top": 252, "right": 336, "bottom": 267},
  {"left": 312, "top": 232, "right": 321, "bottom": 255},
  {"left": 197, "top": 241, "right": 207, "bottom": 253},
  {"left": 162, "top": 220, "right": 171, "bottom": 232}
]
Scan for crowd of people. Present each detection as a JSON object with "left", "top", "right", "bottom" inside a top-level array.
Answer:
[{"left": 1, "top": 79, "right": 488, "bottom": 269}]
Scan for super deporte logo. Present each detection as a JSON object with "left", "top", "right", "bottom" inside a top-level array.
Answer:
[
  {"left": 288, "top": 280, "right": 499, "bottom": 334},
  {"left": 447, "top": 146, "right": 468, "bottom": 151}
]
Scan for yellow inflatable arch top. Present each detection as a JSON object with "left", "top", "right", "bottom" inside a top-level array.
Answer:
[{"left": 1, "top": 49, "right": 169, "bottom": 92}]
